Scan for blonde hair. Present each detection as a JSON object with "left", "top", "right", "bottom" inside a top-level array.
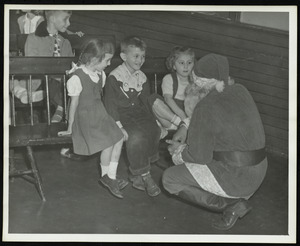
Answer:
[
  {"left": 166, "top": 46, "right": 195, "bottom": 72},
  {"left": 45, "top": 10, "right": 72, "bottom": 20},
  {"left": 120, "top": 36, "right": 147, "bottom": 53}
]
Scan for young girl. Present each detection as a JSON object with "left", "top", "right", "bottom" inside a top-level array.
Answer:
[
  {"left": 150, "top": 46, "right": 195, "bottom": 136},
  {"left": 58, "top": 39, "right": 128, "bottom": 199}
]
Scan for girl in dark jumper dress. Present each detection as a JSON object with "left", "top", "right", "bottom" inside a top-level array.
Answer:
[{"left": 58, "top": 39, "right": 128, "bottom": 199}]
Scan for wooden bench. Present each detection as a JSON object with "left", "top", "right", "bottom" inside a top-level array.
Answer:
[{"left": 8, "top": 55, "right": 167, "bottom": 201}]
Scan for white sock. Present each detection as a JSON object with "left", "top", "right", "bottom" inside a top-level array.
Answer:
[
  {"left": 171, "top": 115, "right": 181, "bottom": 126},
  {"left": 107, "top": 161, "right": 118, "bottom": 179},
  {"left": 57, "top": 105, "right": 63, "bottom": 111},
  {"left": 100, "top": 165, "right": 109, "bottom": 177}
]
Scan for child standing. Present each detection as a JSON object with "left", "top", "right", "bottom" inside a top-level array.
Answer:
[
  {"left": 11, "top": 10, "right": 45, "bottom": 105},
  {"left": 17, "top": 10, "right": 44, "bottom": 34},
  {"left": 104, "top": 36, "right": 161, "bottom": 197},
  {"left": 58, "top": 39, "right": 128, "bottom": 199},
  {"left": 159, "top": 46, "right": 195, "bottom": 129}
]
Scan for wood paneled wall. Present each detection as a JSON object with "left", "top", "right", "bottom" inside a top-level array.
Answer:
[{"left": 70, "top": 11, "right": 289, "bottom": 158}]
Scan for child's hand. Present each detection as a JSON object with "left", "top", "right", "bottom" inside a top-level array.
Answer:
[
  {"left": 166, "top": 140, "right": 184, "bottom": 155},
  {"left": 172, "top": 126, "right": 187, "bottom": 143},
  {"left": 75, "top": 31, "right": 84, "bottom": 37},
  {"left": 58, "top": 130, "right": 72, "bottom": 137},
  {"left": 120, "top": 128, "right": 128, "bottom": 141}
]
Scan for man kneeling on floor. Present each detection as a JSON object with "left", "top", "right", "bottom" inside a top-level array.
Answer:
[{"left": 162, "top": 53, "right": 268, "bottom": 230}]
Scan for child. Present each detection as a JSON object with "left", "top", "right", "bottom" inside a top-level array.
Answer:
[
  {"left": 103, "top": 36, "right": 161, "bottom": 197},
  {"left": 58, "top": 39, "right": 128, "bottom": 199},
  {"left": 17, "top": 10, "right": 44, "bottom": 34},
  {"left": 157, "top": 46, "right": 195, "bottom": 130},
  {"left": 11, "top": 10, "right": 45, "bottom": 105},
  {"left": 22, "top": 10, "right": 74, "bottom": 122}
]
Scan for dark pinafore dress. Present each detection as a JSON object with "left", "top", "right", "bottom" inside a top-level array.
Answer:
[
  {"left": 171, "top": 72, "right": 186, "bottom": 111},
  {"left": 71, "top": 69, "right": 123, "bottom": 156}
]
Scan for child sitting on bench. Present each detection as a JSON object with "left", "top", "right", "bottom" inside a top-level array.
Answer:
[{"left": 58, "top": 39, "right": 128, "bottom": 199}]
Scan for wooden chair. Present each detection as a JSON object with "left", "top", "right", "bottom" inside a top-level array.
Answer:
[{"left": 9, "top": 57, "right": 76, "bottom": 201}]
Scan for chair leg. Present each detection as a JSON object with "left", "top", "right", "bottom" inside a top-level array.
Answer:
[
  {"left": 26, "top": 146, "right": 46, "bottom": 202},
  {"left": 9, "top": 148, "right": 16, "bottom": 182}
]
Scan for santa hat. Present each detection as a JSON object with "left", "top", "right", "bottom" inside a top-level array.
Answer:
[{"left": 194, "top": 53, "right": 229, "bottom": 84}]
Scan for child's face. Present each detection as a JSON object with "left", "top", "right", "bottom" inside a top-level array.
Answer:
[
  {"left": 52, "top": 11, "right": 71, "bottom": 33},
  {"left": 173, "top": 53, "right": 194, "bottom": 78},
  {"left": 121, "top": 46, "right": 145, "bottom": 74},
  {"left": 91, "top": 53, "right": 114, "bottom": 73}
]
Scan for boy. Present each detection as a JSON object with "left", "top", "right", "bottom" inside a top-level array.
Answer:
[
  {"left": 103, "top": 36, "right": 161, "bottom": 197},
  {"left": 20, "top": 10, "right": 73, "bottom": 122}
]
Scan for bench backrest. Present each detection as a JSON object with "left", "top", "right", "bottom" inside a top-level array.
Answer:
[
  {"left": 9, "top": 57, "right": 76, "bottom": 127},
  {"left": 9, "top": 34, "right": 116, "bottom": 56},
  {"left": 9, "top": 56, "right": 167, "bottom": 126}
]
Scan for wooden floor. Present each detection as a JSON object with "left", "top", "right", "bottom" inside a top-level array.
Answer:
[{"left": 5, "top": 141, "right": 290, "bottom": 242}]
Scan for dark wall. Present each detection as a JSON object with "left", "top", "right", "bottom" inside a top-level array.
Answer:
[{"left": 69, "top": 11, "right": 289, "bottom": 157}]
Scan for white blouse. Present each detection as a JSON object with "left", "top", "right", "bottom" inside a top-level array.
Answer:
[
  {"left": 161, "top": 73, "right": 189, "bottom": 100},
  {"left": 67, "top": 66, "right": 106, "bottom": 96}
]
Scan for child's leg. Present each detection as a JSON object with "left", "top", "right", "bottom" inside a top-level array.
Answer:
[
  {"left": 12, "top": 79, "right": 44, "bottom": 104},
  {"left": 107, "top": 138, "right": 123, "bottom": 179},
  {"left": 100, "top": 145, "right": 113, "bottom": 177},
  {"left": 49, "top": 78, "right": 64, "bottom": 123},
  {"left": 99, "top": 143, "right": 124, "bottom": 199},
  {"left": 152, "top": 98, "right": 181, "bottom": 129}
]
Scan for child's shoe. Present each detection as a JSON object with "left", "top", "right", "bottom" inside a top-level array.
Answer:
[
  {"left": 20, "top": 90, "right": 44, "bottom": 104},
  {"left": 156, "top": 120, "right": 168, "bottom": 139},
  {"left": 60, "top": 148, "right": 88, "bottom": 161},
  {"left": 117, "top": 178, "right": 129, "bottom": 190},
  {"left": 130, "top": 175, "right": 146, "bottom": 191},
  {"left": 160, "top": 126, "right": 168, "bottom": 139},
  {"left": 142, "top": 173, "right": 161, "bottom": 197},
  {"left": 99, "top": 175, "right": 124, "bottom": 199}
]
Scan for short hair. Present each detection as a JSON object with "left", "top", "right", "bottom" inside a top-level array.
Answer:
[
  {"left": 79, "top": 38, "right": 115, "bottom": 65},
  {"left": 166, "top": 46, "right": 195, "bottom": 72},
  {"left": 120, "top": 36, "right": 147, "bottom": 53},
  {"left": 45, "top": 10, "right": 72, "bottom": 20}
]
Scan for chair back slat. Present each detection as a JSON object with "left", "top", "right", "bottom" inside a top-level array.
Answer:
[
  {"left": 10, "top": 75, "right": 16, "bottom": 126},
  {"left": 28, "top": 75, "right": 34, "bottom": 125},
  {"left": 45, "top": 75, "right": 51, "bottom": 125},
  {"left": 9, "top": 57, "right": 74, "bottom": 127}
]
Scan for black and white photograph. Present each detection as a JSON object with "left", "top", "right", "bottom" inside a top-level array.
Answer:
[{"left": 2, "top": 2, "right": 297, "bottom": 243}]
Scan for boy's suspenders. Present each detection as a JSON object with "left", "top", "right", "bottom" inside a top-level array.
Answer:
[{"left": 171, "top": 72, "right": 179, "bottom": 99}]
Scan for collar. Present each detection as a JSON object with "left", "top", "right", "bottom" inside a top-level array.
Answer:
[
  {"left": 110, "top": 62, "right": 147, "bottom": 92},
  {"left": 35, "top": 20, "right": 61, "bottom": 38},
  {"left": 81, "top": 65, "right": 102, "bottom": 77}
]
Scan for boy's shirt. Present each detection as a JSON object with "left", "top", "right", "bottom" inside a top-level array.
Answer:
[
  {"left": 104, "top": 62, "right": 151, "bottom": 124},
  {"left": 110, "top": 62, "right": 147, "bottom": 92},
  {"left": 24, "top": 21, "right": 73, "bottom": 57}
]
